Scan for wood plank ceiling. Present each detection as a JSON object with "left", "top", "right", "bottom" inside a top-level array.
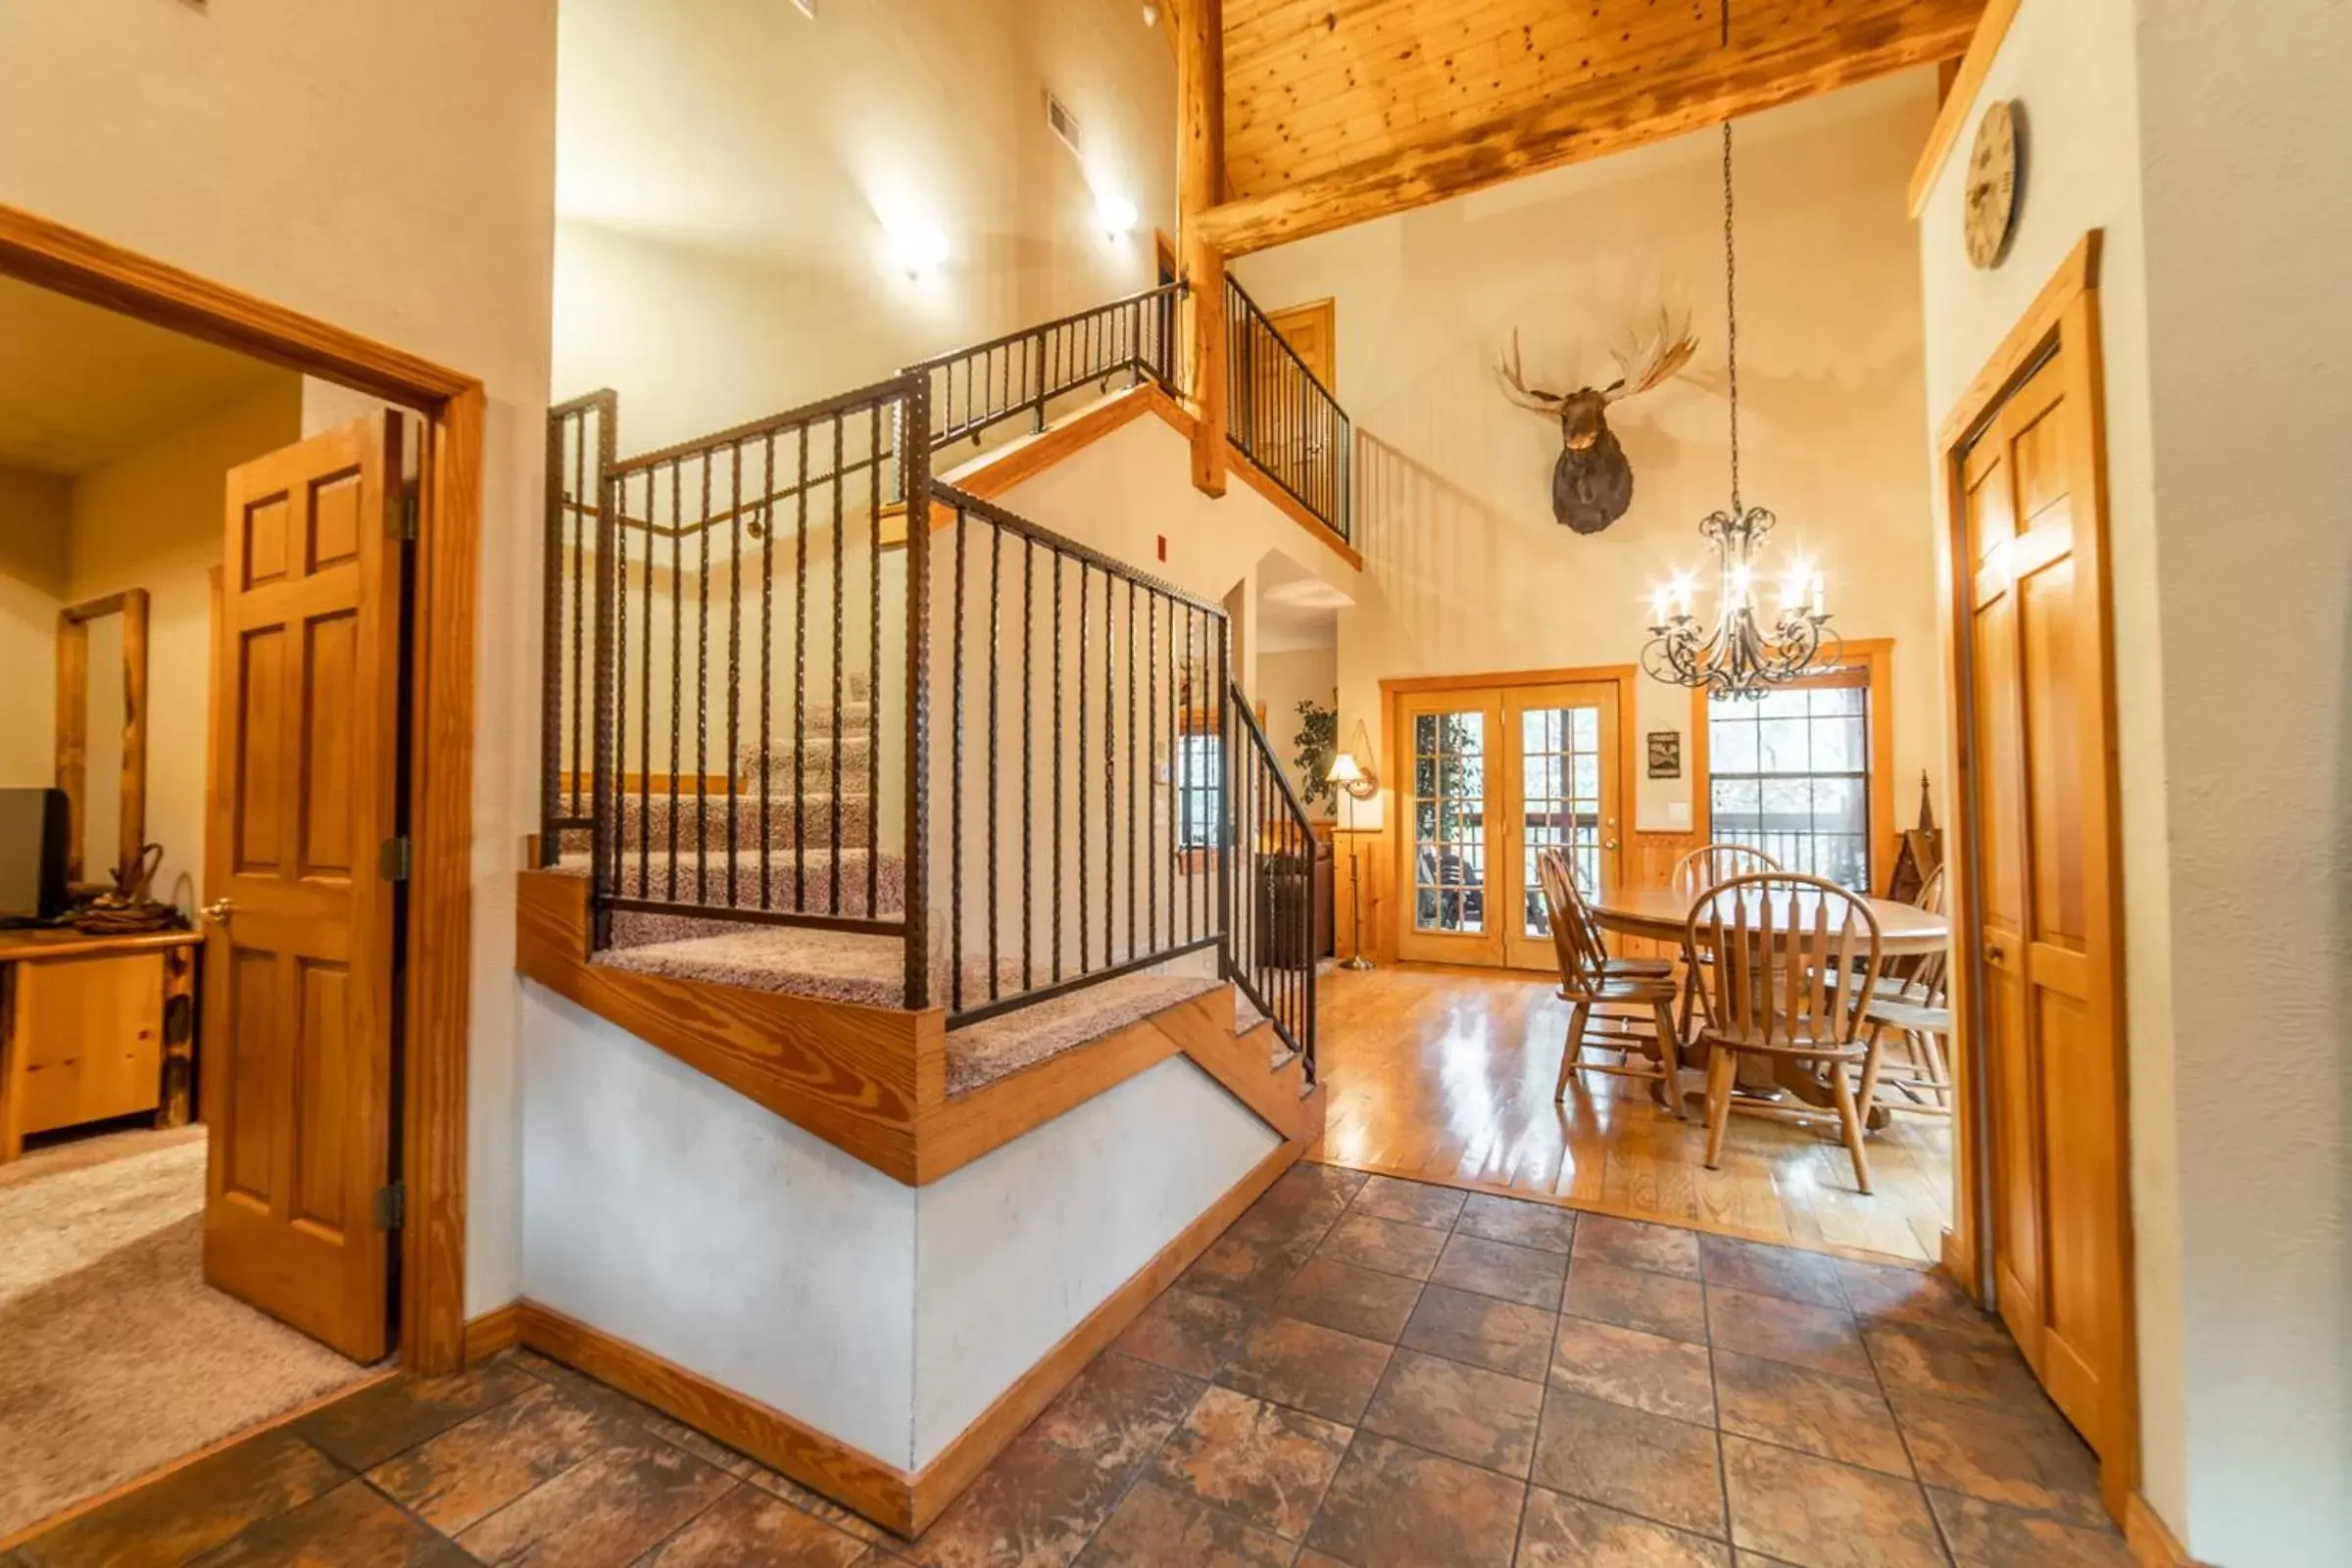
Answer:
[{"left": 1201, "top": 0, "right": 1984, "bottom": 253}]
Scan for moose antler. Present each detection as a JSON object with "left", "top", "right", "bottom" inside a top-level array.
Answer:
[
  {"left": 1603, "top": 312, "right": 1698, "bottom": 403},
  {"left": 1497, "top": 329, "right": 1569, "bottom": 414}
]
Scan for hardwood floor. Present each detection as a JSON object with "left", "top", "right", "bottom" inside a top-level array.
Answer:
[{"left": 1312, "top": 964, "right": 1955, "bottom": 1264}]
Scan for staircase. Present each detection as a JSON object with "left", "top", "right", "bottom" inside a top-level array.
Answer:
[{"left": 537, "top": 280, "right": 1337, "bottom": 1099}]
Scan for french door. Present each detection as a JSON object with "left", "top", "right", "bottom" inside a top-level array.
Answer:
[
  {"left": 1956, "top": 331, "right": 2124, "bottom": 1456},
  {"left": 1396, "top": 679, "right": 1620, "bottom": 969}
]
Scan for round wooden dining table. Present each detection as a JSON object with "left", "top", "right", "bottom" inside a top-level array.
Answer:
[{"left": 1584, "top": 884, "right": 1950, "bottom": 1122}]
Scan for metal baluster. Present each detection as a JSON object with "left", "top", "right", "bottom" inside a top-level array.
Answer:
[
  {"left": 866, "top": 403, "right": 882, "bottom": 915},
  {"left": 1021, "top": 536, "right": 1034, "bottom": 993},
  {"left": 794, "top": 423, "right": 809, "bottom": 911},
  {"left": 831, "top": 416, "right": 846, "bottom": 916},
  {"left": 1077, "top": 565, "right": 1089, "bottom": 975},
  {"left": 569, "top": 412, "right": 586, "bottom": 819},
  {"left": 760, "top": 433, "right": 775, "bottom": 907},
  {"left": 1147, "top": 590, "right": 1157, "bottom": 956},
  {"left": 1126, "top": 578, "right": 1137, "bottom": 963},
  {"left": 639, "top": 468, "right": 653, "bottom": 900},
  {"left": 668, "top": 464, "right": 682, "bottom": 900},
  {"left": 951, "top": 501, "right": 966, "bottom": 1014},
  {"left": 1052, "top": 551, "right": 1063, "bottom": 985},
  {"left": 987, "top": 522, "right": 1002, "bottom": 1002},
  {"left": 726, "top": 442, "right": 742, "bottom": 907}
]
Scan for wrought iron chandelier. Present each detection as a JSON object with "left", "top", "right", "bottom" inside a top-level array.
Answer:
[{"left": 1642, "top": 120, "right": 1838, "bottom": 700}]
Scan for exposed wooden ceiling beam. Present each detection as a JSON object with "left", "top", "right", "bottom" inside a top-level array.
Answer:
[{"left": 1197, "top": 0, "right": 1982, "bottom": 257}]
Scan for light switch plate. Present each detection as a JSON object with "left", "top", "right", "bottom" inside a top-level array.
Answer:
[{"left": 1668, "top": 801, "right": 1690, "bottom": 827}]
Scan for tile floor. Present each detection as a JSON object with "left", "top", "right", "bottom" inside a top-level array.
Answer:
[{"left": 4, "top": 1165, "right": 2130, "bottom": 1567}]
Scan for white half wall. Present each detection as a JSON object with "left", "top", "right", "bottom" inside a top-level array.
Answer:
[
  {"left": 912, "top": 1054, "right": 1277, "bottom": 1467},
  {"left": 521, "top": 980, "right": 1278, "bottom": 1474},
  {"left": 520, "top": 983, "right": 919, "bottom": 1464}
]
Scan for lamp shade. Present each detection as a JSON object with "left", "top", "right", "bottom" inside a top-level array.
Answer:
[{"left": 1326, "top": 752, "right": 1364, "bottom": 785}]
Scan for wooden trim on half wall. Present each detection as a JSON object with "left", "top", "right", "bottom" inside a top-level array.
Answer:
[{"left": 0, "top": 200, "right": 482, "bottom": 1377}]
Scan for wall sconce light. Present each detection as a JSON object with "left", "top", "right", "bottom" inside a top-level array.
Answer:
[
  {"left": 887, "top": 218, "right": 951, "bottom": 281},
  {"left": 1141, "top": 2, "right": 1160, "bottom": 25},
  {"left": 1096, "top": 191, "right": 1140, "bottom": 242}
]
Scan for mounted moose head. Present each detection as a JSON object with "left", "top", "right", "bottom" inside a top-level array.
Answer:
[{"left": 1498, "top": 316, "right": 1698, "bottom": 535}]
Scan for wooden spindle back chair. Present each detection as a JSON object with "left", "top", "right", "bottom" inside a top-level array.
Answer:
[
  {"left": 1686, "top": 871, "right": 1886, "bottom": 1192},
  {"left": 1670, "top": 842, "right": 1782, "bottom": 895},
  {"left": 1869, "top": 863, "right": 1953, "bottom": 1116},
  {"left": 1537, "top": 848, "right": 1685, "bottom": 1111}
]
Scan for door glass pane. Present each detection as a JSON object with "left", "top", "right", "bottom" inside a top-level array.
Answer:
[
  {"left": 1412, "top": 710, "right": 1486, "bottom": 933},
  {"left": 1519, "top": 704, "right": 1603, "bottom": 937}
]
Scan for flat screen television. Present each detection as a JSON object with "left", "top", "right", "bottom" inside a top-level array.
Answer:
[{"left": 0, "top": 788, "right": 70, "bottom": 924}]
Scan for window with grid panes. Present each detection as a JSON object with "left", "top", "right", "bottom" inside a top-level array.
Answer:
[
  {"left": 1411, "top": 710, "right": 1488, "bottom": 932},
  {"left": 1706, "top": 676, "right": 1871, "bottom": 890},
  {"left": 1175, "top": 732, "right": 1223, "bottom": 851}
]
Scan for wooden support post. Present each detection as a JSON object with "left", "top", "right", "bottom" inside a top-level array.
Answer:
[{"left": 1178, "top": 0, "right": 1227, "bottom": 498}]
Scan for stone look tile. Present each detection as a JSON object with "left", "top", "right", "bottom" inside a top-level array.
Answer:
[
  {"left": 294, "top": 1361, "right": 544, "bottom": 1472},
  {"left": 1563, "top": 1256, "right": 1708, "bottom": 1345},
  {"left": 1314, "top": 1211, "right": 1448, "bottom": 1280},
  {"left": 1303, "top": 1433, "right": 1525, "bottom": 1568},
  {"left": 743, "top": 1471, "right": 902, "bottom": 1548},
  {"left": 1397, "top": 1283, "right": 1557, "bottom": 1382},
  {"left": 1429, "top": 1231, "right": 1569, "bottom": 1309},
  {"left": 1028, "top": 1353, "right": 1205, "bottom": 1475},
  {"left": 1550, "top": 1316, "right": 1717, "bottom": 1426},
  {"left": 1180, "top": 1230, "right": 1312, "bottom": 1307},
  {"left": 1927, "top": 1487, "right": 2133, "bottom": 1567},
  {"left": 186, "top": 1479, "right": 473, "bottom": 1566},
  {"left": 1215, "top": 1315, "right": 1392, "bottom": 1424},
  {"left": 1530, "top": 1389, "right": 1727, "bottom": 1540},
  {"left": 1573, "top": 1215, "right": 1704, "bottom": 1279},
  {"left": 1705, "top": 1286, "right": 1872, "bottom": 1381},
  {"left": 636, "top": 1482, "right": 874, "bottom": 1567},
  {"left": 21, "top": 1428, "right": 346, "bottom": 1568},
  {"left": 1720, "top": 1435, "right": 1946, "bottom": 1568},
  {"left": 1516, "top": 1489, "right": 1734, "bottom": 1568},
  {"left": 366, "top": 1381, "right": 636, "bottom": 1535},
  {"left": 1893, "top": 1389, "right": 2109, "bottom": 1528},
  {"left": 1865, "top": 1321, "right": 2049, "bottom": 1409},
  {"left": 1112, "top": 1288, "right": 1256, "bottom": 1378},
  {"left": 906, "top": 1434, "right": 1125, "bottom": 1568},
  {"left": 1274, "top": 1255, "right": 1425, "bottom": 1343},
  {"left": 1358, "top": 1348, "right": 1545, "bottom": 1477},
  {"left": 1699, "top": 1236, "right": 1849, "bottom": 1310},
  {"left": 1455, "top": 1192, "right": 1580, "bottom": 1255},
  {"left": 1349, "top": 1173, "right": 1469, "bottom": 1229},
  {"left": 1072, "top": 1482, "right": 1294, "bottom": 1567},
  {"left": 1238, "top": 1166, "right": 1361, "bottom": 1241},
  {"left": 1711, "top": 1350, "right": 1911, "bottom": 1478},
  {"left": 1146, "top": 1387, "right": 1349, "bottom": 1540},
  {"left": 454, "top": 1437, "right": 735, "bottom": 1566},
  {"left": 1835, "top": 1258, "right": 2007, "bottom": 1342}
]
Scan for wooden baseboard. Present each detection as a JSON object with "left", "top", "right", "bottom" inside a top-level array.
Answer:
[
  {"left": 906, "top": 1134, "right": 1304, "bottom": 1530},
  {"left": 463, "top": 1303, "right": 521, "bottom": 1364},
  {"left": 503, "top": 1131, "right": 1308, "bottom": 1539},
  {"left": 513, "top": 1300, "right": 915, "bottom": 1536},
  {"left": 2125, "top": 1494, "right": 2202, "bottom": 1568}
]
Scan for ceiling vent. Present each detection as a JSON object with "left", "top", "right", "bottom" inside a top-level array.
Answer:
[{"left": 1047, "top": 94, "right": 1083, "bottom": 159}]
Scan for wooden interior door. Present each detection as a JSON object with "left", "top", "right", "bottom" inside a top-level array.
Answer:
[
  {"left": 1396, "top": 680, "right": 1619, "bottom": 969},
  {"left": 1958, "top": 345, "right": 2121, "bottom": 1449},
  {"left": 1499, "top": 682, "right": 1621, "bottom": 971},
  {"left": 203, "top": 413, "right": 406, "bottom": 1363}
]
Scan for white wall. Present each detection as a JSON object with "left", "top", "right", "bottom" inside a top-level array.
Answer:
[
  {"left": 555, "top": 0, "right": 1177, "bottom": 455},
  {"left": 0, "top": 466, "right": 70, "bottom": 789},
  {"left": 1919, "top": 2, "right": 2352, "bottom": 1559},
  {"left": 0, "top": 0, "right": 560, "bottom": 1312},
  {"left": 65, "top": 376, "right": 305, "bottom": 909},
  {"left": 521, "top": 982, "right": 1277, "bottom": 1472},
  {"left": 1234, "top": 75, "right": 1943, "bottom": 840}
]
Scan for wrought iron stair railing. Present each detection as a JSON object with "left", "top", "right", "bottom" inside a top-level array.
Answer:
[
  {"left": 543, "top": 286, "right": 1331, "bottom": 1064},
  {"left": 1225, "top": 274, "right": 1351, "bottom": 546}
]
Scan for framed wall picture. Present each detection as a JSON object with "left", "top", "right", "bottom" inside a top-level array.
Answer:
[{"left": 1646, "top": 730, "right": 1682, "bottom": 779}]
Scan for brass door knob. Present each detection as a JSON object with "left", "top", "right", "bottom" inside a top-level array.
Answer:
[{"left": 202, "top": 898, "right": 234, "bottom": 923}]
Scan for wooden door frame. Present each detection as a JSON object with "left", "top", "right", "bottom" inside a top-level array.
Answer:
[
  {"left": 1933, "top": 230, "right": 2137, "bottom": 1519},
  {"left": 1381, "top": 665, "right": 1640, "bottom": 966},
  {"left": 0, "top": 202, "right": 480, "bottom": 1376}
]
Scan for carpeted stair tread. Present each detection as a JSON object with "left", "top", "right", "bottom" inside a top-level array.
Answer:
[
  {"left": 946, "top": 972, "right": 1227, "bottom": 1098},
  {"left": 595, "top": 926, "right": 909, "bottom": 1007}
]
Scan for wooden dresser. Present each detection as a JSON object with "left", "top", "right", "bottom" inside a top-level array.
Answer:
[{"left": 0, "top": 928, "right": 200, "bottom": 1161}]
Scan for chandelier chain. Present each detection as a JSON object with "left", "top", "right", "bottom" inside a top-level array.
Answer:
[{"left": 1722, "top": 119, "right": 1740, "bottom": 516}]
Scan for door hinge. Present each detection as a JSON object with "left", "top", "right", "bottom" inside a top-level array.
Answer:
[
  {"left": 380, "top": 835, "right": 413, "bottom": 882},
  {"left": 392, "top": 480, "right": 419, "bottom": 541},
  {"left": 372, "top": 1180, "right": 407, "bottom": 1231}
]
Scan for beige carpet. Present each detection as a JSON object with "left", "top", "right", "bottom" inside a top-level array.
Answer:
[{"left": 0, "top": 1138, "right": 371, "bottom": 1540}]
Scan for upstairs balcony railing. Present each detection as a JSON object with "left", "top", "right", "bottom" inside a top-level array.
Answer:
[
  {"left": 911, "top": 281, "right": 1185, "bottom": 452},
  {"left": 1226, "top": 274, "right": 1350, "bottom": 545}
]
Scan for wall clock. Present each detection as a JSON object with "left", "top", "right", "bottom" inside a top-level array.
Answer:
[{"left": 1964, "top": 99, "right": 2022, "bottom": 270}]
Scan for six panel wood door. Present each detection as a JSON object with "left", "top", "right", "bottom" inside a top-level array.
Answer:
[
  {"left": 203, "top": 414, "right": 405, "bottom": 1363},
  {"left": 1959, "top": 348, "right": 2119, "bottom": 1448},
  {"left": 1396, "top": 680, "right": 1620, "bottom": 970}
]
